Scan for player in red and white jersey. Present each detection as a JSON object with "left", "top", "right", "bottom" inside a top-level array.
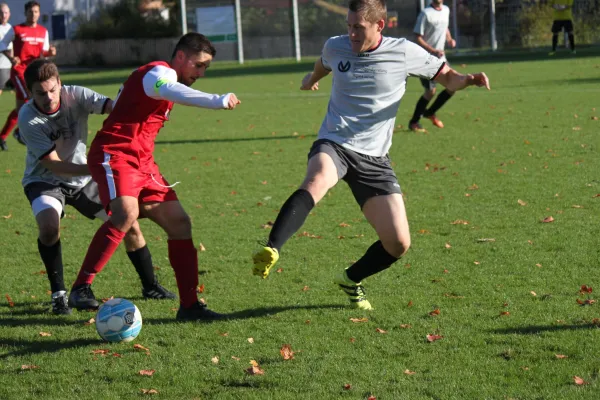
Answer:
[
  {"left": 69, "top": 32, "right": 240, "bottom": 321},
  {"left": 0, "top": 1, "right": 56, "bottom": 147}
]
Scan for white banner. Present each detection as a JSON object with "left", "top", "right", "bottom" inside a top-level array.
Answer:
[{"left": 195, "top": 6, "right": 236, "bottom": 37}]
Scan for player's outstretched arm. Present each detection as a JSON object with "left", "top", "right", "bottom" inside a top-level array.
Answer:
[
  {"left": 300, "top": 58, "right": 331, "bottom": 91},
  {"left": 434, "top": 63, "right": 490, "bottom": 92},
  {"left": 40, "top": 151, "right": 90, "bottom": 177}
]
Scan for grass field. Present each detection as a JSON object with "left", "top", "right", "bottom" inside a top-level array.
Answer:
[{"left": 1, "top": 48, "right": 600, "bottom": 399}]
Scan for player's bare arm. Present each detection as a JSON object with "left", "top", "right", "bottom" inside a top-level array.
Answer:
[
  {"left": 434, "top": 63, "right": 490, "bottom": 92},
  {"left": 300, "top": 58, "right": 331, "bottom": 91},
  {"left": 416, "top": 34, "right": 444, "bottom": 58},
  {"left": 39, "top": 150, "right": 90, "bottom": 177}
]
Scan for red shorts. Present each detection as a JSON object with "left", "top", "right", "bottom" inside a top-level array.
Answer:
[
  {"left": 10, "top": 69, "right": 28, "bottom": 101},
  {"left": 89, "top": 151, "right": 178, "bottom": 210}
]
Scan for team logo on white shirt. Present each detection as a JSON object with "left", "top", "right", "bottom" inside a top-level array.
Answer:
[{"left": 338, "top": 61, "right": 351, "bottom": 72}]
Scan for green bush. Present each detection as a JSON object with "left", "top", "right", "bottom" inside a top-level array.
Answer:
[{"left": 75, "top": 0, "right": 179, "bottom": 40}]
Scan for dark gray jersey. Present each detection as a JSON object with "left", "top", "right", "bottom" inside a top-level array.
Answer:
[
  {"left": 19, "top": 85, "right": 108, "bottom": 188},
  {"left": 319, "top": 35, "right": 444, "bottom": 156}
]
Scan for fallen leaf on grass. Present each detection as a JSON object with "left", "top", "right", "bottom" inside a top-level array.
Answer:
[
  {"left": 541, "top": 216, "right": 555, "bottom": 223},
  {"left": 280, "top": 344, "right": 295, "bottom": 360},
  {"left": 231, "top": 356, "right": 240, "bottom": 361},
  {"left": 555, "top": 354, "right": 568, "bottom": 359},
  {"left": 198, "top": 243, "right": 206, "bottom": 252},
  {"left": 429, "top": 309, "right": 440, "bottom": 316},
  {"left": 573, "top": 376, "right": 588, "bottom": 385},
  {"left": 5, "top": 294, "right": 14, "bottom": 307},
  {"left": 2, "top": 213, "right": 11, "bottom": 219},
  {"left": 302, "top": 286, "right": 309, "bottom": 291},
  {"left": 211, "top": 356, "right": 219, "bottom": 364},
  {"left": 140, "top": 389, "right": 159, "bottom": 395},
  {"left": 276, "top": 268, "right": 283, "bottom": 273},
  {"left": 261, "top": 221, "right": 274, "bottom": 229},
  {"left": 219, "top": 332, "right": 229, "bottom": 337},
  {"left": 576, "top": 299, "right": 596, "bottom": 305},
  {"left": 367, "top": 396, "right": 377, "bottom": 400},
  {"left": 245, "top": 360, "right": 265, "bottom": 375},
  {"left": 134, "top": 344, "right": 151, "bottom": 355},
  {"left": 343, "top": 384, "right": 352, "bottom": 390},
  {"left": 517, "top": 200, "right": 527, "bottom": 207},
  {"left": 91, "top": 349, "right": 110, "bottom": 355},
  {"left": 399, "top": 324, "right": 412, "bottom": 329},
  {"left": 139, "top": 370, "right": 155, "bottom": 376},
  {"left": 444, "top": 243, "right": 451, "bottom": 248},
  {"left": 572, "top": 205, "right": 584, "bottom": 208},
  {"left": 21, "top": 365, "right": 39, "bottom": 370},
  {"left": 112, "top": 353, "right": 121, "bottom": 357},
  {"left": 197, "top": 284, "right": 205, "bottom": 293},
  {"left": 580, "top": 285, "right": 593, "bottom": 294},
  {"left": 450, "top": 219, "right": 469, "bottom": 225},
  {"left": 39, "top": 332, "right": 51, "bottom": 337},
  {"left": 84, "top": 318, "right": 95, "bottom": 326},
  {"left": 339, "top": 222, "right": 351, "bottom": 227},
  {"left": 349, "top": 318, "right": 368, "bottom": 323},
  {"left": 426, "top": 334, "right": 444, "bottom": 342},
  {"left": 530, "top": 291, "right": 537, "bottom": 296},
  {"left": 403, "top": 369, "right": 416, "bottom": 375},
  {"left": 407, "top": 300, "right": 414, "bottom": 307},
  {"left": 247, "top": 338, "right": 254, "bottom": 344},
  {"left": 375, "top": 328, "right": 388, "bottom": 334},
  {"left": 500, "top": 311, "right": 510, "bottom": 316}
]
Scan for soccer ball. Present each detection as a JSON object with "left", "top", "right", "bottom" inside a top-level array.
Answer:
[{"left": 95, "top": 298, "right": 142, "bottom": 342}]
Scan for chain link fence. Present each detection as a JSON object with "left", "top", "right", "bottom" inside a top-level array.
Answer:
[{"left": 184, "top": 0, "right": 600, "bottom": 62}]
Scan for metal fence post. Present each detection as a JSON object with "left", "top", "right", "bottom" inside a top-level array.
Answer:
[
  {"left": 180, "top": 0, "right": 188, "bottom": 35},
  {"left": 452, "top": 0, "right": 458, "bottom": 47},
  {"left": 490, "top": 0, "right": 497, "bottom": 51},
  {"left": 292, "top": 0, "right": 301, "bottom": 62},
  {"left": 235, "top": 0, "right": 244, "bottom": 64}
]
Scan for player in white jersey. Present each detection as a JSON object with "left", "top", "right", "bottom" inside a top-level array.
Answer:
[
  {"left": 19, "top": 60, "right": 175, "bottom": 314},
  {"left": 252, "top": 0, "right": 489, "bottom": 310},
  {"left": 409, "top": 0, "right": 457, "bottom": 132}
]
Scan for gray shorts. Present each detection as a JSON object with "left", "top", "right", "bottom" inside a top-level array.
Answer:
[
  {"left": 0, "top": 68, "right": 10, "bottom": 90},
  {"left": 420, "top": 61, "right": 448, "bottom": 91},
  {"left": 24, "top": 180, "right": 104, "bottom": 220},
  {"left": 308, "top": 139, "right": 401, "bottom": 209}
]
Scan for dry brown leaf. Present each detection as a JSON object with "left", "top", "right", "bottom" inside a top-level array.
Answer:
[
  {"left": 580, "top": 285, "right": 593, "bottom": 294},
  {"left": 517, "top": 199, "right": 527, "bottom": 206},
  {"left": 555, "top": 354, "right": 568, "bottom": 359},
  {"left": 280, "top": 344, "right": 295, "bottom": 360},
  {"left": 530, "top": 291, "right": 537, "bottom": 296},
  {"left": 261, "top": 221, "right": 274, "bottom": 229},
  {"left": 112, "top": 353, "right": 121, "bottom": 358},
  {"left": 39, "top": 332, "right": 51, "bottom": 337},
  {"left": 211, "top": 356, "right": 219, "bottom": 364},
  {"left": 418, "top": 229, "right": 430, "bottom": 234},
  {"left": 450, "top": 219, "right": 469, "bottom": 225},
  {"left": 21, "top": 365, "right": 39, "bottom": 370},
  {"left": 247, "top": 338, "right": 254, "bottom": 344},
  {"left": 5, "top": 294, "right": 14, "bottom": 307},
  {"left": 426, "top": 334, "right": 444, "bottom": 342},
  {"left": 219, "top": 332, "right": 229, "bottom": 337},
  {"left": 2, "top": 213, "right": 11, "bottom": 219},
  {"left": 399, "top": 324, "right": 412, "bottom": 329},
  {"left": 339, "top": 222, "right": 351, "bottom": 227},
  {"left": 403, "top": 369, "right": 416, "bottom": 375},
  {"left": 349, "top": 318, "right": 368, "bottom": 323},
  {"left": 198, "top": 243, "right": 206, "bottom": 251},
  {"left": 572, "top": 126, "right": 581, "bottom": 131},
  {"left": 500, "top": 311, "right": 510, "bottom": 316},
  {"left": 140, "top": 389, "right": 159, "bottom": 395},
  {"left": 445, "top": 243, "right": 452, "bottom": 249},
  {"left": 375, "top": 328, "right": 388, "bottom": 334},
  {"left": 343, "top": 384, "right": 352, "bottom": 390},
  {"left": 245, "top": 363, "right": 265, "bottom": 375},
  {"left": 576, "top": 299, "right": 596, "bottom": 305},
  {"left": 468, "top": 183, "right": 479, "bottom": 190},
  {"left": 139, "top": 370, "right": 155, "bottom": 376},
  {"left": 429, "top": 309, "right": 441, "bottom": 316},
  {"left": 474, "top": 261, "right": 480, "bottom": 265},
  {"left": 276, "top": 268, "right": 283, "bottom": 273},
  {"left": 349, "top": 337, "right": 356, "bottom": 343},
  {"left": 91, "top": 349, "right": 110, "bottom": 355},
  {"left": 302, "top": 286, "right": 309, "bottom": 291},
  {"left": 541, "top": 216, "right": 555, "bottom": 223},
  {"left": 84, "top": 318, "right": 95, "bottom": 326},
  {"left": 573, "top": 376, "right": 588, "bottom": 385},
  {"left": 197, "top": 284, "right": 205, "bottom": 293},
  {"left": 231, "top": 356, "right": 240, "bottom": 361},
  {"left": 407, "top": 300, "right": 414, "bottom": 307},
  {"left": 134, "top": 344, "right": 150, "bottom": 355}
]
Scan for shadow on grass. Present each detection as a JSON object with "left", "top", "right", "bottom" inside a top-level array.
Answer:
[
  {"left": 0, "top": 316, "right": 91, "bottom": 327},
  {"left": 155, "top": 133, "right": 317, "bottom": 146},
  {"left": 492, "top": 324, "right": 598, "bottom": 335},
  {"left": 145, "top": 303, "right": 344, "bottom": 324},
  {"left": 0, "top": 338, "right": 100, "bottom": 360}
]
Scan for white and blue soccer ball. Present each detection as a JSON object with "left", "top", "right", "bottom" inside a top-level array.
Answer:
[{"left": 95, "top": 298, "right": 142, "bottom": 343}]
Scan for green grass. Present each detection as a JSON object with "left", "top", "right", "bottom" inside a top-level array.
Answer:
[{"left": 1, "top": 48, "right": 600, "bottom": 399}]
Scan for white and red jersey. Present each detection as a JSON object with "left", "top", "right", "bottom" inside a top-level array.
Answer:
[
  {"left": 90, "top": 60, "right": 232, "bottom": 173},
  {"left": 0, "top": 23, "right": 50, "bottom": 75}
]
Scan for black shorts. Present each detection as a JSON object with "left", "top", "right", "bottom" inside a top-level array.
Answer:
[
  {"left": 552, "top": 20, "right": 574, "bottom": 34},
  {"left": 420, "top": 77, "right": 437, "bottom": 91},
  {"left": 24, "top": 180, "right": 104, "bottom": 220},
  {"left": 308, "top": 139, "right": 401, "bottom": 209}
]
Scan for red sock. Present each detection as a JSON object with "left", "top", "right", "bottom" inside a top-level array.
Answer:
[
  {"left": 0, "top": 109, "right": 18, "bottom": 140},
  {"left": 168, "top": 239, "right": 199, "bottom": 308},
  {"left": 73, "top": 221, "right": 126, "bottom": 287}
]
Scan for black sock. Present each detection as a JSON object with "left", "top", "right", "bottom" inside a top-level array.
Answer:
[
  {"left": 38, "top": 239, "right": 65, "bottom": 293},
  {"left": 345, "top": 240, "right": 399, "bottom": 283},
  {"left": 568, "top": 33, "right": 575, "bottom": 50},
  {"left": 267, "top": 189, "right": 315, "bottom": 252},
  {"left": 552, "top": 34, "right": 558, "bottom": 51},
  {"left": 410, "top": 95, "right": 430, "bottom": 124},
  {"left": 127, "top": 245, "right": 156, "bottom": 288},
  {"left": 424, "top": 90, "right": 453, "bottom": 117}
]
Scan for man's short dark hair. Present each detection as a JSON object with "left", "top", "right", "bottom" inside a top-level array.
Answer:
[
  {"left": 24, "top": 59, "right": 59, "bottom": 91},
  {"left": 25, "top": 1, "right": 40, "bottom": 12},
  {"left": 172, "top": 32, "right": 217, "bottom": 59},
  {"left": 348, "top": 0, "right": 387, "bottom": 23}
]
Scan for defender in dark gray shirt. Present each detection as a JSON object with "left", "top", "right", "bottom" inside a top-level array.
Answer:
[
  {"left": 19, "top": 60, "right": 175, "bottom": 314},
  {"left": 253, "top": 0, "right": 489, "bottom": 310}
]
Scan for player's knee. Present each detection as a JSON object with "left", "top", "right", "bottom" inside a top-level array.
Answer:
[
  {"left": 301, "top": 175, "right": 332, "bottom": 203},
  {"left": 111, "top": 205, "right": 139, "bottom": 231},
  {"left": 382, "top": 236, "right": 411, "bottom": 259},
  {"left": 167, "top": 213, "right": 192, "bottom": 238},
  {"left": 426, "top": 88, "right": 436, "bottom": 98},
  {"left": 38, "top": 224, "right": 60, "bottom": 246}
]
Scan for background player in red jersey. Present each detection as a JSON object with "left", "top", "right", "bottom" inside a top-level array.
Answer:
[
  {"left": 69, "top": 33, "right": 240, "bottom": 321},
  {"left": 0, "top": 1, "right": 56, "bottom": 149}
]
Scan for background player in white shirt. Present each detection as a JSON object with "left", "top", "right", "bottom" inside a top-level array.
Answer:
[
  {"left": 0, "top": 2, "right": 12, "bottom": 151},
  {"left": 252, "top": 0, "right": 489, "bottom": 310},
  {"left": 409, "top": 0, "right": 457, "bottom": 132}
]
